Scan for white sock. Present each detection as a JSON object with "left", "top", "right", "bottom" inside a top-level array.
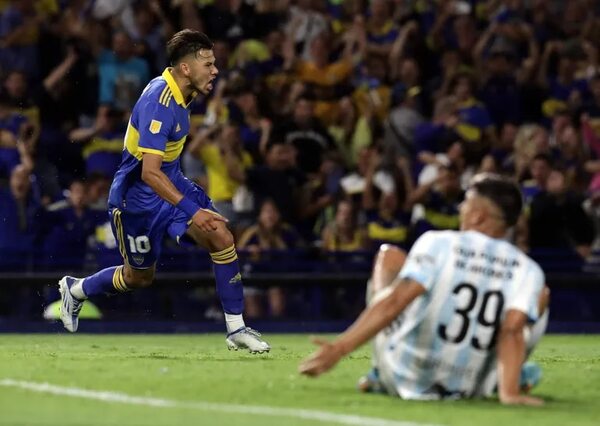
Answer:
[
  {"left": 225, "top": 313, "right": 245, "bottom": 334},
  {"left": 69, "top": 279, "right": 87, "bottom": 300}
]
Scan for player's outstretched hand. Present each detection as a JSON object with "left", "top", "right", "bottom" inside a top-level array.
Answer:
[
  {"left": 192, "top": 209, "right": 228, "bottom": 233},
  {"left": 299, "top": 337, "right": 344, "bottom": 378},
  {"left": 500, "top": 394, "right": 544, "bottom": 407}
]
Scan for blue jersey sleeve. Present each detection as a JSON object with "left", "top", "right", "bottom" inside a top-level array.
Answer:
[{"left": 137, "top": 101, "right": 175, "bottom": 156}]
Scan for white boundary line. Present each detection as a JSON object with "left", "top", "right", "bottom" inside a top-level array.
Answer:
[{"left": 0, "top": 378, "right": 442, "bottom": 426}]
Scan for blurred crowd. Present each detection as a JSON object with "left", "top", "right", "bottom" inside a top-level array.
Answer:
[{"left": 1, "top": 0, "right": 600, "bottom": 291}]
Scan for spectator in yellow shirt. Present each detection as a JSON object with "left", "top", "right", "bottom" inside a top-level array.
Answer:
[
  {"left": 283, "top": 17, "right": 366, "bottom": 125},
  {"left": 187, "top": 122, "right": 253, "bottom": 229}
]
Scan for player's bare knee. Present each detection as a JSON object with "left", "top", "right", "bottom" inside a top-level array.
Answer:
[
  {"left": 377, "top": 244, "right": 407, "bottom": 268},
  {"left": 123, "top": 267, "right": 155, "bottom": 288},
  {"left": 206, "top": 227, "right": 235, "bottom": 252},
  {"left": 538, "top": 286, "right": 551, "bottom": 314}
]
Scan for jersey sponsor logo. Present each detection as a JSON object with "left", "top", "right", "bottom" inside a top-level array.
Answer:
[
  {"left": 149, "top": 119, "right": 162, "bottom": 134},
  {"left": 229, "top": 273, "right": 242, "bottom": 284},
  {"left": 413, "top": 254, "right": 435, "bottom": 267}
]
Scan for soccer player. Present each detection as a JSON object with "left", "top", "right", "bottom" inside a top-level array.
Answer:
[
  {"left": 58, "top": 30, "right": 270, "bottom": 353},
  {"left": 300, "top": 173, "right": 548, "bottom": 405}
]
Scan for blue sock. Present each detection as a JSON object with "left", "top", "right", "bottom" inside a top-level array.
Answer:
[
  {"left": 82, "top": 265, "right": 129, "bottom": 297},
  {"left": 210, "top": 245, "right": 244, "bottom": 315}
]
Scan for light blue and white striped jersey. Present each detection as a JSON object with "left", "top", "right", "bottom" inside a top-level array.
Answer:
[{"left": 374, "top": 230, "right": 545, "bottom": 400}]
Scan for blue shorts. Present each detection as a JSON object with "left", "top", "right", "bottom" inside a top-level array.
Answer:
[{"left": 108, "top": 180, "right": 216, "bottom": 269}]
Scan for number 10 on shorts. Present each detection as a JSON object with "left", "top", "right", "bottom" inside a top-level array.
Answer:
[{"left": 127, "top": 235, "right": 151, "bottom": 254}]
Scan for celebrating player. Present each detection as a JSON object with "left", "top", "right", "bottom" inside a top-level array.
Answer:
[
  {"left": 300, "top": 173, "right": 549, "bottom": 405},
  {"left": 58, "top": 30, "right": 270, "bottom": 353}
]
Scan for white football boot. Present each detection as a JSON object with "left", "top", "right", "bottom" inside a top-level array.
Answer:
[
  {"left": 226, "top": 327, "right": 271, "bottom": 354},
  {"left": 58, "top": 276, "right": 84, "bottom": 332}
]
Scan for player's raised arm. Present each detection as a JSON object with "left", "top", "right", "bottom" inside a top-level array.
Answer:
[
  {"left": 497, "top": 309, "right": 544, "bottom": 406},
  {"left": 299, "top": 277, "right": 425, "bottom": 377}
]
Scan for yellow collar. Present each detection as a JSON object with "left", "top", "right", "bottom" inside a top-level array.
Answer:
[{"left": 162, "top": 68, "right": 185, "bottom": 106}]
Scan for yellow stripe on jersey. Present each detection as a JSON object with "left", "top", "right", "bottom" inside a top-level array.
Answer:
[
  {"left": 138, "top": 147, "right": 166, "bottom": 156},
  {"left": 158, "top": 86, "right": 170, "bottom": 106},
  {"left": 124, "top": 122, "right": 186, "bottom": 162},
  {"left": 424, "top": 209, "right": 460, "bottom": 229},
  {"left": 367, "top": 222, "right": 408, "bottom": 243},
  {"left": 455, "top": 122, "right": 482, "bottom": 142},
  {"left": 112, "top": 209, "right": 128, "bottom": 263},
  {"left": 82, "top": 136, "right": 123, "bottom": 158}
]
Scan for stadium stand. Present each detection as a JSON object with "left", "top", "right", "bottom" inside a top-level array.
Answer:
[{"left": 0, "top": 0, "right": 599, "bottom": 324}]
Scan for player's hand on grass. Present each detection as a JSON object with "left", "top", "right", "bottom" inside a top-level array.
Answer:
[
  {"left": 500, "top": 394, "right": 544, "bottom": 407},
  {"left": 299, "top": 337, "right": 345, "bottom": 377},
  {"left": 192, "top": 209, "right": 228, "bottom": 232}
]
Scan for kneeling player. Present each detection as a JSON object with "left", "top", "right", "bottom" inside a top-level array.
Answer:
[{"left": 300, "top": 173, "right": 547, "bottom": 405}]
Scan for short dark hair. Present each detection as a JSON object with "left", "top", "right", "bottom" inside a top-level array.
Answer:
[
  {"left": 469, "top": 173, "right": 523, "bottom": 227},
  {"left": 167, "top": 30, "right": 213, "bottom": 65}
]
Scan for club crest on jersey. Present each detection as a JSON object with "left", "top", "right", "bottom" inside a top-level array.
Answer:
[
  {"left": 132, "top": 254, "right": 145, "bottom": 266},
  {"left": 149, "top": 119, "right": 162, "bottom": 134}
]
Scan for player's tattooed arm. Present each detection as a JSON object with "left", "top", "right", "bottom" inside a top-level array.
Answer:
[
  {"left": 141, "top": 152, "right": 226, "bottom": 232},
  {"left": 141, "top": 153, "right": 186, "bottom": 206}
]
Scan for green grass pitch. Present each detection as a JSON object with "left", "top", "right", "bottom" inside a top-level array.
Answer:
[{"left": 0, "top": 334, "right": 598, "bottom": 426}]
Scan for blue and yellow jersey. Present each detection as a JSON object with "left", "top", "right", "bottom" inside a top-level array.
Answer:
[
  {"left": 542, "top": 77, "right": 588, "bottom": 118},
  {"left": 108, "top": 68, "right": 194, "bottom": 212},
  {"left": 82, "top": 130, "right": 125, "bottom": 159},
  {"left": 455, "top": 98, "right": 493, "bottom": 142},
  {"left": 0, "top": 113, "right": 27, "bottom": 137},
  {"left": 322, "top": 226, "right": 367, "bottom": 252},
  {"left": 365, "top": 209, "right": 411, "bottom": 248},
  {"left": 367, "top": 20, "right": 399, "bottom": 45},
  {"left": 422, "top": 190, "right": 463, "bottom": 231},
  {"left": 238, "top": 223, "right": 300, "bottom": 250},
  {"left": 83, "top": 129, "right": 126, "bottom": 178}
]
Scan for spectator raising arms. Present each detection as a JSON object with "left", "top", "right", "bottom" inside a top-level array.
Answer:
[{"left": 0, "top": 0, "right": 599, "bottom": 278}]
